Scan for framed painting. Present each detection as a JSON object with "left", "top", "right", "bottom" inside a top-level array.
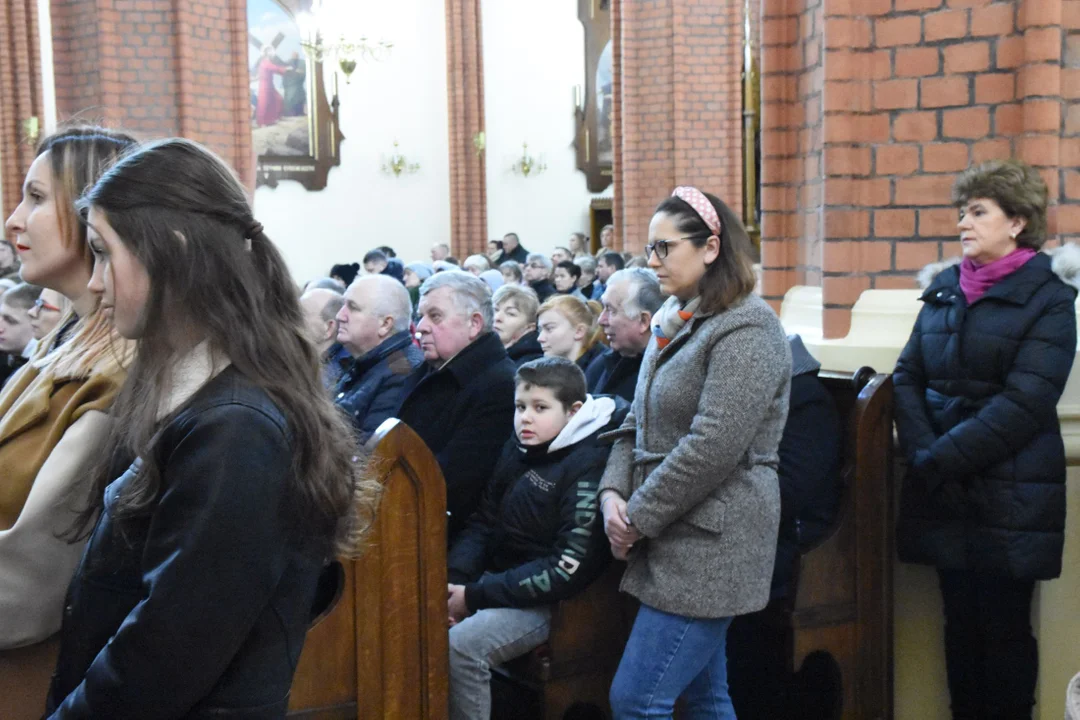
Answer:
[
  {"left": 574, "top": 0, "right": 613, "bottom": 193},
  {"left": 248, "top": 0, "right": 344, "bottom": 190}
]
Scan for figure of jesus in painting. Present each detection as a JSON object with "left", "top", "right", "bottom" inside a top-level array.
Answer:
[{"left": 255, "top": 46, "right": 289, "bottom": 127}]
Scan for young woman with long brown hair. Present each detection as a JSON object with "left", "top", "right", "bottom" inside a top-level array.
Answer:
[
  {"left": 45, "top": 138, "right": 379, "bottom": 718},
  {"left": 0, "top": 127, "right": 137, "bottom": 719}
]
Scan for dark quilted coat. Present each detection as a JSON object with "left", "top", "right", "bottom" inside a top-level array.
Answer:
[{"left": 893, "top": 252, "right": 1076, "bottom": 580}]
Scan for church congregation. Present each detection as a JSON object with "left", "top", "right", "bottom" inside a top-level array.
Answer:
[{"left": 1, "top": 0, "right": 1079, "bottom": 719}]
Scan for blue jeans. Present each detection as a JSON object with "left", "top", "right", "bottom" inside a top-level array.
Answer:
[{"left": 610, "top": 604, "right": 736, "bottom": 720}]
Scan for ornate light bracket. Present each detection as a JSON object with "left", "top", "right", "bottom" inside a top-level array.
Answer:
[
  {"left": 742, "top": 0, "right": 762, "bottom": 248},
  {"left": 510, "top": 143, "right": 547, "bottom": 178},
  {"left": 381, "top": 141, "right": 420, "bottom": 177}
]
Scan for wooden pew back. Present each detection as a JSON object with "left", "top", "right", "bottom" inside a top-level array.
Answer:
[
  {"left": 288, "top": 419, "right": 449, "bottom": 720},
  {"left": 790, "top": 368, "right": 894, "bottom": 720}
]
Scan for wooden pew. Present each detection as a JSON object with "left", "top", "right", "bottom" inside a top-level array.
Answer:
[
  {"left": 288, "top": 419, "right": 449, "bottom": 720},
  {"left": 787, "top": 368, "right": 895, "bottom": 720}
]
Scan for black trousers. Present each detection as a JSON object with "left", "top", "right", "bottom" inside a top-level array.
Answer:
[{"left": 937, "top": 568, "right": 1038, "bottom": 720}]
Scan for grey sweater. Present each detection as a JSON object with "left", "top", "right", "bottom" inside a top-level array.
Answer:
[{"left": 599, "top": 293, "right": 791, "bottom": 618}]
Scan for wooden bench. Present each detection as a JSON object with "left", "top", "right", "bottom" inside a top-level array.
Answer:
[
  {"left": 493, "top": 367, "right": 895, "bottom": 720},
  {"left": 785, "top": 367, "right": 895, "bottom": 720},
  {"left": 288, "top": 419, "right": 449, "bottom": 720}
]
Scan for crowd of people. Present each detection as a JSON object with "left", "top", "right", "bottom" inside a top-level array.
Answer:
[{"left": 0, "top": 124, "right": 1073, "bottom": 720}]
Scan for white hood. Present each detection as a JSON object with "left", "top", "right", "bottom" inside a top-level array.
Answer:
[{"left": 548, "top": 395, "right": 616, "bottom": 453}]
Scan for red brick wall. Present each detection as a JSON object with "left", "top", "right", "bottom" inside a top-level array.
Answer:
[
  {"left": 50, "top": 0, "right": 252, "bottom": 185},
  {"left": 0, "top": 0, "right": 46, "bottom": 222},
  {"left": 761, "top": 0, "right": 1080, "bottom": 338},
  {"left": 446, "top": 0, "right": 487, "bottom": 258},
  {"left": 612, "top": 0, "right": 746, "bottom": 254}
]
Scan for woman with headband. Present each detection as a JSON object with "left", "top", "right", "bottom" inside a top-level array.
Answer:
[{"left": 599, "top": 187, "right": 790, "bottom": 718}]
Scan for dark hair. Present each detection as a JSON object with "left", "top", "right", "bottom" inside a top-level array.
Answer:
[
  {"left": 489, "top": 239, "right": 504, "bottom": 251},
  {"left": 952, "top": 159, "right": 1049, "bottom": 249},
  {"left": 36, "top": 126, "right": 138, "bottom": 262},
  {"left": 2, "top": 282, "right": 42, "bottom": 310},
  {"left": 503, "top": 232, "right": 520, "bottom": 245},
  {"left": 599, "top": 251, "right": 625, "bottom": 270},
  {"left": 77, "top": 138, "right": 378, "bottom": 554},
  {"left": 363, "top": 249, "right": 388, "bottom": 265},
  {"left": 444, "top": 256, "right": 461, "bottom": 266},
  {"left": 330, "top": 262, "right": 360, "bottom": 286},
  {"left": 652, "top": 190, "right": 756, "bottom": 313},
  {"left": 516, "top": 356, "right": 587, "bottom": 410},
  {"left": 554, "top": 246, "right": 572, "bottom": 258},
  {"left": 555, "top": 260, "right": 582, "bottom": 281},
  {"left": 376, "top": 245, "right": 396, "bottom": 258}
]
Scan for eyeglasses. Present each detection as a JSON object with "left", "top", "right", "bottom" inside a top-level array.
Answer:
[
  {"left": 33, "top": 298, "right": 61, "bottom": 313},
  {"left": 526, "top": 263, "right": 547, "bottom": 270},
  {"left": 639, "top": 235, "right": 699, "bottom": 260}
]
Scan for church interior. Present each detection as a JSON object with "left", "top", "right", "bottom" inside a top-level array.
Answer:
[{"left": 1, "top": 0, "right": 1079, "bottom": 718}]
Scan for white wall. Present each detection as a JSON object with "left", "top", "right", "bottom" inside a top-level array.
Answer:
[
  {"left": 253, "top": 0, "right": 450, "bottom": 282},
  {"left": 482, "top": 0, "right": 612, "bottom": 258}
]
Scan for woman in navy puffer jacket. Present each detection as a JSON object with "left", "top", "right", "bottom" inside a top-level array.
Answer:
[{"left": 894, "top": 159, "right": 1077, "bottom": 720}]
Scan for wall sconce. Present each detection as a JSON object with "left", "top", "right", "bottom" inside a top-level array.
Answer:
[
  {"left": 21, "top": 116, "right": 39, "bottom": 146},
  {"left": 510, "top": 143, "right": 547, "bottom": 178},
  {"left": 473, "top": 131, "right": 486, "bottom": 157},
  {"left": 381, "top": 141, "right": 420, "bottom": 177}
]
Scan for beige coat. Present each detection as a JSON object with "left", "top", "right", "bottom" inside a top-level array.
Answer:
[
  {"left": 599, "top": 293, "right": 790, "bottom": 618},
  {"left": 0, "top": 361, "right": 124, "bottom": 720}
]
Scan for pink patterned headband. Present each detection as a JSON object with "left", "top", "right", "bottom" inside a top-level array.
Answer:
[{"left": 672, "top": 186, "right": 722, "bottom": 237}]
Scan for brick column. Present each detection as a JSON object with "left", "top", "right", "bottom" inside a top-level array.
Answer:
[
  {"left": 0, "top": 0, "right": 46, "bottom": 222},
  {"left": 761, "top": 0, "right": 1080, "bottom": 338},
  {"left": 612, "top": 0, "right": 746, "bottom": 254},
  {"left": 50, "top": 0, "right": 252, "bottom": 183},
  {"left": 445, "top": 0, "right": 487, "bottom": 258}
]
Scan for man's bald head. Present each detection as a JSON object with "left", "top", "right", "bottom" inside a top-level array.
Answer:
[
  {"left": 300, "top": 287, "right": 345, "bottom": 353},
  {"left": 335, "top": 274, "right": 414, "bottom": 358}
]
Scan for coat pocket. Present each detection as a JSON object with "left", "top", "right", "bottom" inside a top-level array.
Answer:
[{"left": 680, "top": 496, "right": 726, "bottom": 534}]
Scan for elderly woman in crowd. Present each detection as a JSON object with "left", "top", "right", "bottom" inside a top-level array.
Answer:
[
  {"left": 492, "top": 284, "right": 542, "bottom": 367},
  {"left": 600, "top": 187, "right": 790, "bottom": 718},
  {"left": 894, "top": 159, "right": 1077, "bottom": 720},
  {"left": 499, "top": 260, "right": 524, "bottom": 287}
]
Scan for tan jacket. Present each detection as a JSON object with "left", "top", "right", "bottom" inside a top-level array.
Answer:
[{"left": 599, "top": 294, "right": 791, "bottom": 618}]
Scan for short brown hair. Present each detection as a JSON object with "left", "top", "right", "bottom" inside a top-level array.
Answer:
[
  {"left": 952, "top": 159, "right": 1049, "bottom": 249},
  {"left": 652, "top": 191, "right": 756, "bottom": 314},
  {"left": 516, "top": 357, "right": 587, "bottom": 410}
]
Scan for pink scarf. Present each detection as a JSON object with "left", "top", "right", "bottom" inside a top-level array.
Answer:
[{"left": 959, "top": 247, "right": 1037, "bottom": 305}]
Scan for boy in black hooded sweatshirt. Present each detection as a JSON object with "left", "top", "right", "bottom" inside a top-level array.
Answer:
[{"left": 446, "top": 357, "right": 628, "bottom": 720}]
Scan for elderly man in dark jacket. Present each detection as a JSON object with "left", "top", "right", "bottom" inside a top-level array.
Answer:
[
  {"left": 397, "top": 272, "right": 517, "bottom": 539},
  {"left": 586, "top": 268, "right": 663, "bottom": 402},
  {"left": 333, "top": 275, "right": 423, "bottom": 443}
]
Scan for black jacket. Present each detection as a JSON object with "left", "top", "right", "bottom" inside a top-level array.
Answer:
[
  {"left": 584, "top": 347, "right": 643, "bottom": 403},
  {"left": 529, "top": 279, "right": 556, "bottom": 303},
  {"left": 448, "top": 396, "right": 630, "bottom": 610},
  {"left": 575, "top": 343, "right": 606, "bottom": 374},
  {"left": 771, "top": 337, "right": 842, "bottom": 599},
  {"left": 47, "top": 367, "right": 331, "bottom": 719},
  {"left": 506, "top": 330, "right": 543, "bottom": 368},
  {"left": 496, "top": 245, "right": 529, "bottom": 265},
  {"left": 334, "top": 331, "right": 423, "bottom": 443},
  {"left": 397, "top": 331, "right": 517, "bottom": 539},
  {"left": 894, "top": 253, "right": 1077, "bottom": 580}
]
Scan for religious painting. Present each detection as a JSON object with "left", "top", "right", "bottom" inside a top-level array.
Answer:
[
  {"left": 575, "top": 0, "right": 613, "bottom": 193},
  {"left": 247, "top": 0, "right": 344, "bottom": 190}
]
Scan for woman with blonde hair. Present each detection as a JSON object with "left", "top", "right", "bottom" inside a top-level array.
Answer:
[
  {"left": 46, "top": 138, "right": 378, "bottom": 717},
  {"left": 0, "top": 128, "right": 139, "bottom": 718},
  {"left": 536, "top": 294, "right": 606, "bottom": 372}
]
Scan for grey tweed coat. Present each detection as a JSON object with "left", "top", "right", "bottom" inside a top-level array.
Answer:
[{"left": 599, "top": 293, "right": 791, "bottom": 619}]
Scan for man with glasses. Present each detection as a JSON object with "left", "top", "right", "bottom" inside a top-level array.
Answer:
[{"left": 523, "top": 254, "right": 556, "bottom": 302}]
